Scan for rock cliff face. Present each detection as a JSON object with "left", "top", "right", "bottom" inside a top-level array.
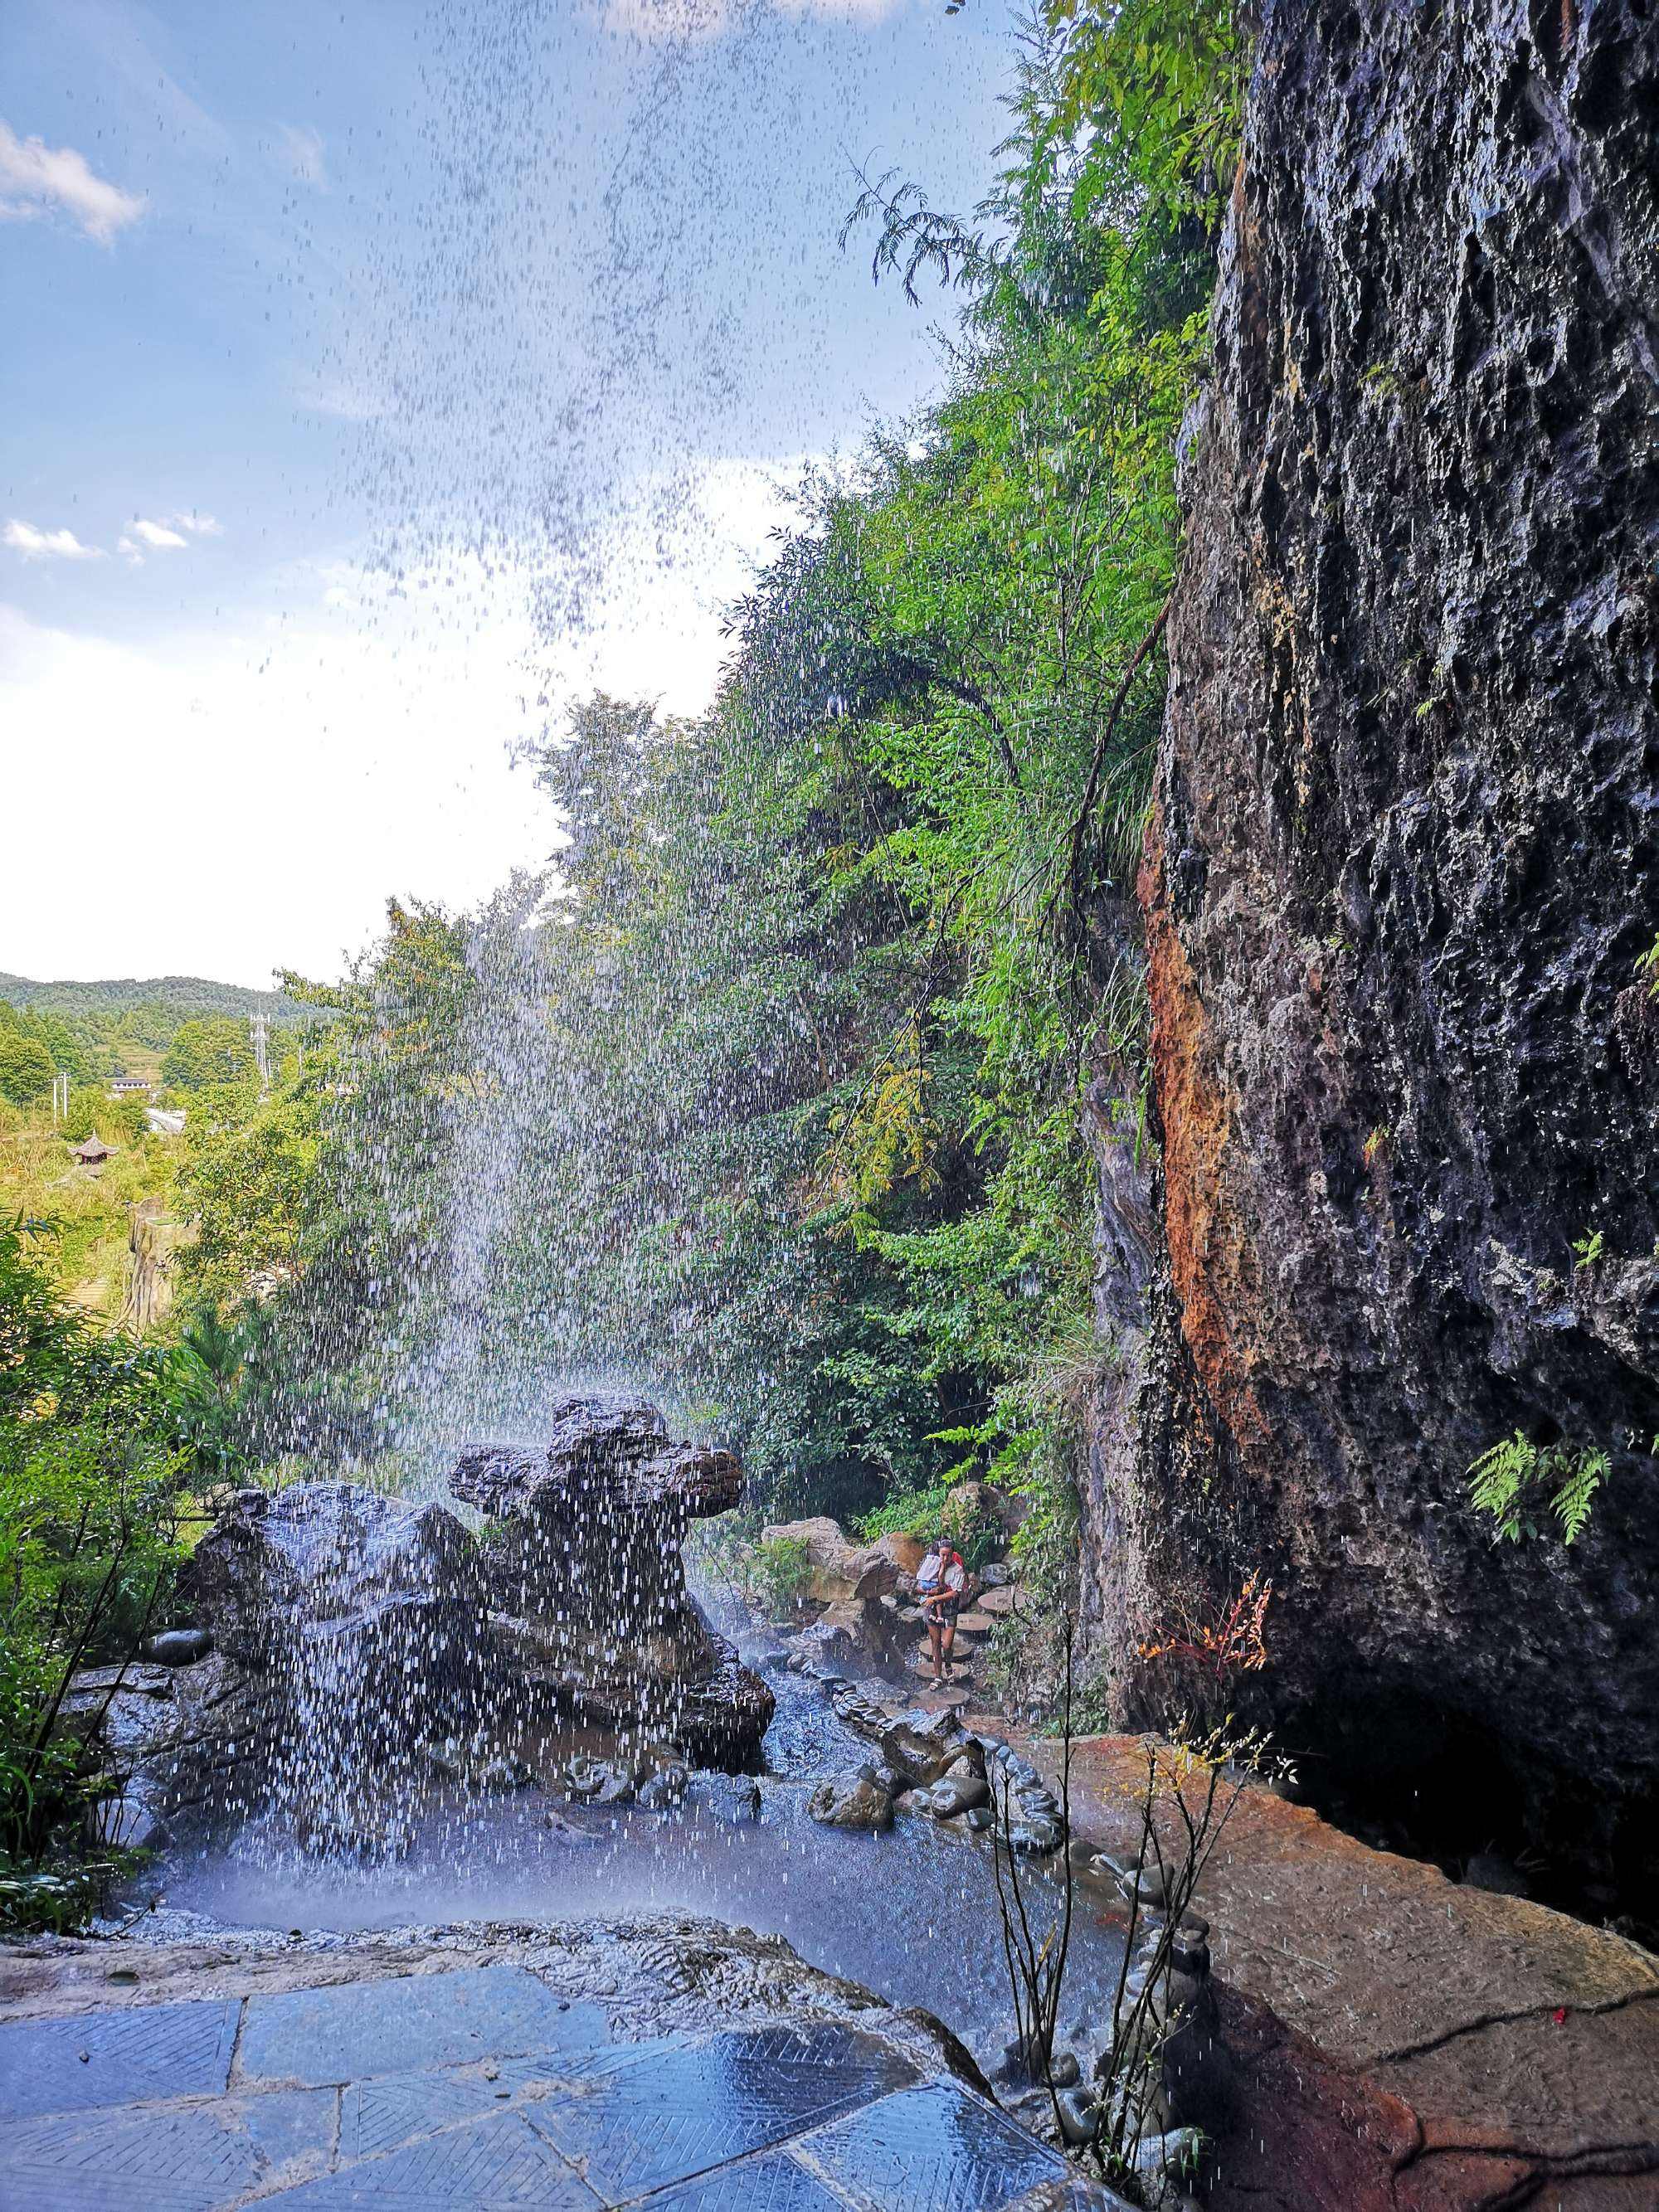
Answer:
[{"left": 1117, "top": 0, "right": 1659, "bottom": 1905}]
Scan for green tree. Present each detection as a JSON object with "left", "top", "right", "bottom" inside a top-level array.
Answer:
[
  {"left": 173, "top": 900, "right": 479, "bottom": 1461},
  {"left": 154, "top": 1, "right": 1244, "bottom": 1561},
  {"left": 59, "top": 1088, "right": 148, "bottom": 1147},
  {"left": 161, "top": 1017, "right": 256, "bottom": 1094},
  {"left": 0, "top": 1033, "right": 55, "bottom": 1107},
  {"left": 0, "top": 1215, "right": 192, "bottom": 1890}
]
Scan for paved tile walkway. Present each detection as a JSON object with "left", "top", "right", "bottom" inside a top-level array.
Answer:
[{"left": 0, "top": 1962, "right": 1121, "bottom": 2210}]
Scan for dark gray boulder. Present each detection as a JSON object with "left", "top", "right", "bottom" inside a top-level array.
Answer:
[
  {"left": 453, "top": 1397, "right": 774, "bottom": 1771},
  {"left": 807, "top": 1773, "right": 895, "bottom": 1832}
]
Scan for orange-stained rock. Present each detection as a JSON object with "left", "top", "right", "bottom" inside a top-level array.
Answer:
[
  {"left": 974, "top": 1727, "right": 1659, "bottom": 2207},
  {"left": 1117, "top": 0, "right": 1659, "bottom": 1932}
]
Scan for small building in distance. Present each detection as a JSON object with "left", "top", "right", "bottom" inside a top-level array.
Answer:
[
  {"left": 109, "top": 1077, "right": 154, "bottom": 1099},
  {"left": 74, "top": 1134, "right": 111, "bottom": 1166}
]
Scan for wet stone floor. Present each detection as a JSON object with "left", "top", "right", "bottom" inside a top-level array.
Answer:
[{"left": 0, "top": 1961, "right": 1122, "bottom": 2210}]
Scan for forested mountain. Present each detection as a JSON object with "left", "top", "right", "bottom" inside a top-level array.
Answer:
[
  {"left": 0, "top": 975, "right": 323, "bottom": 1096},
  {"left": 0, "top": 975, "right": 309, "bottom": 1022}
]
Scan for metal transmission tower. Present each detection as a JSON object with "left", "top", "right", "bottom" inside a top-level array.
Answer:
[{"left": 250, "top": 1013, "right": 271, "bottom": 1091}]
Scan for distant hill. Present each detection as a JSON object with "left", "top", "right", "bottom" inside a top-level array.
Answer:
[{"left": 0, "top": 974, "right": 316, "bottom": 1023}]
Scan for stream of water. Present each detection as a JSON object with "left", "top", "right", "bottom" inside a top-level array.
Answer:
[{"left": 134, "top": 1616, "right": 1128, "bottom": 2075}]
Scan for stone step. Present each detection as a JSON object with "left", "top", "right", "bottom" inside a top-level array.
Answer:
[
  {"left": 906, "top": 1650, "right": 980, "bottom": 1682},
  {"left": 975, "top": 1585, "right": 1024, "bottom": 1618},
  {"left": 955, "top": 1610, "right": 997, "bottom": 1635},
  {"left": 916, "top": 1683, "right": 972, "bottom": 1710}
]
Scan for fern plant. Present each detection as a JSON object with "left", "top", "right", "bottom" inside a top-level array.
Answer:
[{"left": 1468, "top": 1432, "right": 1609, "bottom": 1545}]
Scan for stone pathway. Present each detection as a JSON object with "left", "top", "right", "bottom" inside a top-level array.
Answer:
[{"left": 0, "top": 1938, "right": 1126, "bottom": 2211}]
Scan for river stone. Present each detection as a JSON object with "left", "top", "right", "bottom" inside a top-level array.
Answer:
[
  {"left": 791, "top": 1615, "right": 863, "bottom": 1671},
  {"left": 757, "top": 1517, "right": 911, "bottom": 1606},
  {"left": 1006, "top": 1819, "right": 1063, "bottom": 1857},
  {"left": 696, "top": 1772, "right": 762, "bottom": 1824},
  {"left": 635, "top": 1761, "right": 688, "bottom": 1811},
  {"left": 1057, "top": 2084, "right": 1100, "bottom": 2146},
  {"left": 1118, "top": 1860, "right": 1168, "bottom": 1908},
  {"left": 1131, "top": 2126, "right": 1204, "bottom": 2188},
  {"left": 808, "top": 1774, "right": 894, "bottom": 1832},
  {"left": 911, "top": 1772, "right": 990, "bottom": 1820},
  {"left": 143, "top": 1629, "right": 214, "bottom": 1667}
]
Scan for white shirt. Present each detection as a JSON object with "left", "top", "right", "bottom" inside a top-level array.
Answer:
[{"left": 919, "top": 1548, "right": 966, "bottom": 1596}]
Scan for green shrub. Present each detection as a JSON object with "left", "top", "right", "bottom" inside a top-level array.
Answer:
[
  {"left": 0, "top": 1214, "right": 192, "bottom": 1903},
  {"left": 1468, "top": 1432, "right": 1609, "bottom": 1545},
  {"left": 854, "top": 1480, "right": 1005, "bottom": 1570},
  {"left": 0, "top": 1854, "right": 134, "bottom": 1935},
  {"left": 732, "top": 1534, "right": 814, "bottom": 1621}
]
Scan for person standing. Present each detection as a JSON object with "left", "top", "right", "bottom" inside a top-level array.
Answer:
[{"left": 916, "top": 1529, "right": 967, "bottom": 1682}]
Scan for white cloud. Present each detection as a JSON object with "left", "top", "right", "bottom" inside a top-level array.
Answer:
[
  {"left": 0, "top": 120, "right": 144, "bottom": 245},
  {"left": 0, "top": 457, "right": 801, "bottom": 982},
  {"left": 273, "top": 124, "right": 328, "bottom": 189},
  {"left": 129, "top": 518, "right": 190, "bottom": 550},
  {"left": 119, "top": 513, "right": 222, "bottom": 560},
  {"left": 3, "top": 518, "right": 105, "bottom": 562}
]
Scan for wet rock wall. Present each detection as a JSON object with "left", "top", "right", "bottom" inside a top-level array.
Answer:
[{"left": 1108, "top": 0, "right": 1659, "bottom": 1899}]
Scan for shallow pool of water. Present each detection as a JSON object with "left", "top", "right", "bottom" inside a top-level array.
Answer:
[{"left": 134, "top": 1645, "right": 1126, "bottom": 2071}]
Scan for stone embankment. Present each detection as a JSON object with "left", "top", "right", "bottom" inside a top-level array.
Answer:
[
  {"left": 990, "top": 1728, "right": 1659, "bottom": 2210},
  {"left": 740, "top": 1560, "right": 1659, "bottom": 2206}
]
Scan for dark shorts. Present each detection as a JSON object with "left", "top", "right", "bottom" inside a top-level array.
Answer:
[{"left": 924, "top": 1596, "right": 961, "bottom": 1627}]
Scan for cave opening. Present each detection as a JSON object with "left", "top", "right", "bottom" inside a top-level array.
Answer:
[{"left": 1277, "top": 1680, "right": 1653, "bottom": 1942}]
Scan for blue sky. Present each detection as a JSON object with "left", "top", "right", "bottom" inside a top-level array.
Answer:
[{"left": 1, "top": 0, "right": 1012, "bottom": 984}]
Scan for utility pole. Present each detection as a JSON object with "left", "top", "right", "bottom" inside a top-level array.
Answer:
[
  {"left": 250, "top": 1013, "right": 271, "bottom": 1092},
  {"left": 51, "top": 1071, "right": 69, "bottom": 1125}
]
